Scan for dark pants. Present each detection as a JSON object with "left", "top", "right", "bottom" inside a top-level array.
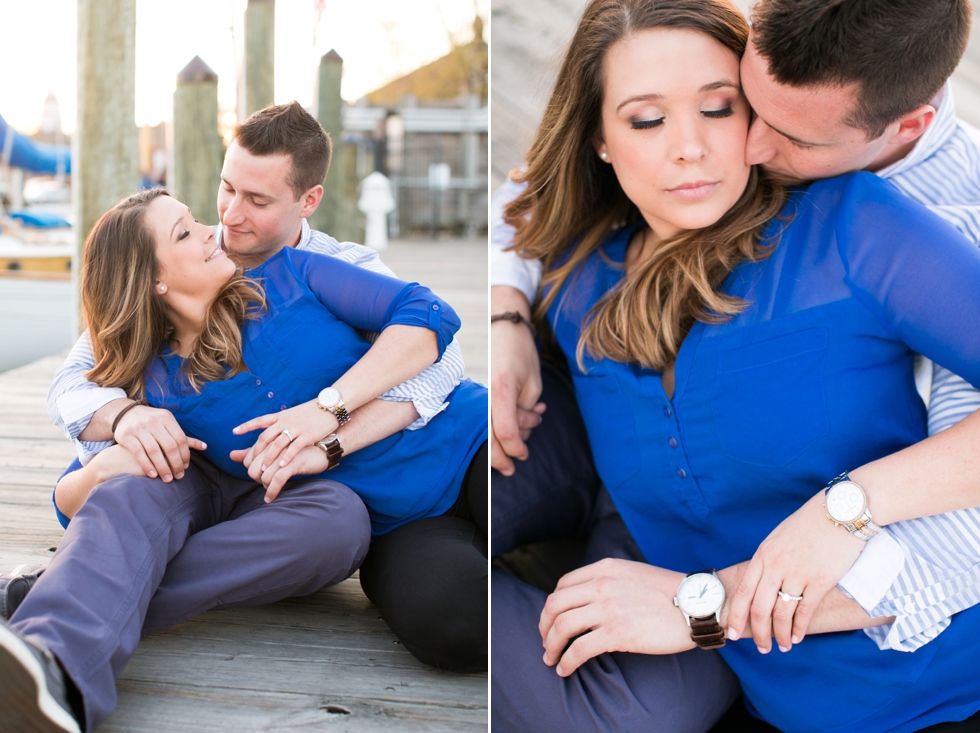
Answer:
[
  {"left": 359, "top": 442, "right": 488, "bottom": 672},
  {"left": 11, "top": 454, "right": 370, "bottom": 732},
  {"left": 491, "top": 361, "right": 740, "bottom": 732}
]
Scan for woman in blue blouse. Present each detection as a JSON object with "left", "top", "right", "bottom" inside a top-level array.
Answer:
[
  {"left": 491, "top": 0, "right": 980, "bottom": 732},
  {"left": 53, "top": 189, "right": 487, "bottom": 669}
]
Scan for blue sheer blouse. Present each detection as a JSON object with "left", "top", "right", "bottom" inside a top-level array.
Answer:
[
  {"left": 137, "top": 246, "right": 487, "bottom": 537},
  {"left": 547, "top": 172, "right": 980, "bottom": 732}
]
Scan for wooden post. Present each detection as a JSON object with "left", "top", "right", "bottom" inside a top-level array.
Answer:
[
  {"left": 75, "top": 0, "right": 137, "bottom": 334},
  {"left": 311, "top": 49, "right": 362, "bottom": 242},
  {"left": 173, "top": 56, "right": 223, "bottom": 226},
  {"left": 245, "top": 0, "right": 275, "bottom": 115}
]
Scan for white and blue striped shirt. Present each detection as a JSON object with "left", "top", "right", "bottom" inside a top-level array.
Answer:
[
  {"left": 490, "top": 84, "right": 980, "bottom": 651},
  {"left": 48, "top": 219, "right": 464, "bottom": 463}
]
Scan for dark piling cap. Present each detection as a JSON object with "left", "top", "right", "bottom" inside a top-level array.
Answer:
[{"left": 177, "top": 55, "right": 218, "bottom": 85}]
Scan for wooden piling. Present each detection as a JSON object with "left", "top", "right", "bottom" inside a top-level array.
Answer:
[
  {"left": 74, "top": 0, "right": 137, "bottom": 333},
  {"left": 245, "top": 0, "right": 275, "bottom": 115},
  {"left": 173, "top": 56, "right": 223, "bottom": 226},
  {"left": 311, "top": 50, "right": 362, "bottom": 243}
]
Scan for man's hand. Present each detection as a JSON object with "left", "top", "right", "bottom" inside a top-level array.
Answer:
[
  {"left": 232, "top": 400, "right": 338, "bottom": 478},
  {"left": 725, "top": 490, "right": 866, "bottom": 653},
  {"left": 229, "top": 444, "right": 330, "bottom": 503},
  {"left": 491, "top": 286, "right": 546, "bottom": 475},
  {"left": 538, "top": 558, "right": 694, "bottom": 677},
  {"left": 113, "top": 403, "right": 206, "bottom": 483}
]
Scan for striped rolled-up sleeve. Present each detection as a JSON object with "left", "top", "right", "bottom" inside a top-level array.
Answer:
[{"left": 299, "top": 225, "right": 465, "bottom": 428}]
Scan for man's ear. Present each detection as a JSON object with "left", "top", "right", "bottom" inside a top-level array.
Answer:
[
  {"left": 887, "top": 104, "right": 936, "bottom": 146},
  {"left": 299, "top": 185, "right": 324, "bottom": 218}
]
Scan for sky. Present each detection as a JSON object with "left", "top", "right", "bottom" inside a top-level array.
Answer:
[{"left": 0, "top": 0, "right": 488, "bottom": 135}]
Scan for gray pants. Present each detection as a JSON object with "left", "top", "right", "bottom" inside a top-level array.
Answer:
[
  {"left": 491, "top": 361, "right": 739, "bottom": 732},
  {"left": 11, "top": 454, "right": 370, "bottom": 732}
]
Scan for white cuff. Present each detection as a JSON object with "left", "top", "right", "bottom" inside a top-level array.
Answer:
[
  {"left": 490, "top": 176, "right": 542, "bottom": 303},
  {"left": 407, "top": 398, "right": 449, "bottom": 429},
  {"left": 74, "top": 438, "right": 115, "bottom": 466},
  {"left": 57, "top": 387, "right": 128, "bottom": 441},
  {"left": 838, "top": 530, "right": 906, "bottom": 612},
  {"left": 490, "top": 248, "right": 541, "bottom": 305}
]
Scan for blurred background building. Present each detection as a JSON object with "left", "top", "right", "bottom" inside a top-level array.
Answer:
[{"left": 343, "top": 17, "right": 488, "bottom": 238}]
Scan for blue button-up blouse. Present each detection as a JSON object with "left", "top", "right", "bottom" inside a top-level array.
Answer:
[
  {"left": 547, "top": 172, "right": 980, "bottom": 732},
  {"left": 142, "top": 245, "right": 487, "bottom": 537}
]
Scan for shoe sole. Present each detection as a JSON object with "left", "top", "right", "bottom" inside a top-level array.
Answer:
[{"left": 0, "top": 624, "right": 80, "bottom": 733}]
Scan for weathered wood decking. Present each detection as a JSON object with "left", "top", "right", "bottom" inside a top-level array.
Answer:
[{"left": 0, "top": 239, "right": 487, "bottom": 732}]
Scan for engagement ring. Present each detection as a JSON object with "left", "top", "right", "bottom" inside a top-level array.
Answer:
[
  {"left": 777, "top": 590, "right": 804, "bottom": 603},
  {"left": 283, "top": 429, "right": 294, "bottom": 442}
]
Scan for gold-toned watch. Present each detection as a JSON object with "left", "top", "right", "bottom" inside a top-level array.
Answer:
[
  {"left": 823, "top": 472, "right": 882, "bottom": 541},
  {"left": 316, "top": 387, "right": 351, "bottom": 426},
  {"left": 315, "top": 433, "right": 344, "bottom": 470}
]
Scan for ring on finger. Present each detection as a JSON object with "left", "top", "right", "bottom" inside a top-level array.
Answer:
[
  {"left": 282, "top": 429, "right": 294, "bottom": 443},
  {"left": 777, "top": 589, "right": 804, "bottom": 603}
]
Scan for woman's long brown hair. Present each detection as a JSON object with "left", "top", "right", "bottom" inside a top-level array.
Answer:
[
  {"left": 505, "top": 0, "right": 790, "bottom": 371},
  {"left": 82, "top": 189, "right": 265, "bottom": 399}
]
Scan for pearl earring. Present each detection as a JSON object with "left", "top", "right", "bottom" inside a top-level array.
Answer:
[
  {"left": 158, "top": 285, "right": 166, "bottom": 293},
  {"left": 600, "top": 152, "right": 609, "bottom": 161}
]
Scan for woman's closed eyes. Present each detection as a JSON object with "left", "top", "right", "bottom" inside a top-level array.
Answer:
[{"left": 629, "top": 105, "right": 735, "bottom": 130}]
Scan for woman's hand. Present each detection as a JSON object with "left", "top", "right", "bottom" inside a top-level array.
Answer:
[
  {"left": 229, "top": 444, "right": 330, "bottom": 503},
  {"left": 232, "top": 400, "right": 338, "bottom": 479},
  {"left": 725, "top": 490, "right": 867, "bottom": 653},
  {"left": 89, "top": 443, "right": 148, "bottom": 483},
  {"left": 55, "top": 444, "right": 149, "bottom": 519},
  {"left": 538, "top": 558, "right": 694, "bottom": 677}
]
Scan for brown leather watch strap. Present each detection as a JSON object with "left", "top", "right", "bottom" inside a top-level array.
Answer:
[
  {"left": 684, "top": 569, "right": 726, "bottom": 650},
  {"left": 690, "top": 616, "right": 726, "bottom": 649},
  {"left": 316, "top": 434, "right": 344, "bottom": 470}
]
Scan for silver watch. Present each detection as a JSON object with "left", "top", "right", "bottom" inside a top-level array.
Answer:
[
  {"left": 823, "top": 472, "right": 882, "bottom": 541},
  {"left": 673, "top": 571, "right": 726, "bottom": 649},
  {"left": 316, "top": 387, "right": 351, "bottom": 425}
]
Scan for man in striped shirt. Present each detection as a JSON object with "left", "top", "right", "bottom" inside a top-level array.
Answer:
[
  {"left": 3, "top": 102, "right": 478, "bottom": 732},
  {"left": 491, "top": 0, "right": 980, "bottom": 658}
]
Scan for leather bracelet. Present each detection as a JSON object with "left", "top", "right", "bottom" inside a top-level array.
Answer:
[
  {"left": 110, "top": 400, "right": 143, "bottom": 437},
  {"left": 491, "top": 311, "right": 537, "bottom": 337}
]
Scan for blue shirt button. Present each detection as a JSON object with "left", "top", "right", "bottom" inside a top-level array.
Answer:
[
  {"left": 254, "top": 378, "right": 262, "bottom": 386},
  {"left": 279, "top": 404, "right": 288, "bottom": 411},
  {"left": 664, "top": 406, "right": 672, "bottom": 418},
  {"left": 267, "top": 391, "right": 275, "bottom": 399},
  {"left": 668, "top": 437, "right": 678, "bottom": 448},
  {"left": 432, "top": 304, "right": 440, "bottom": 310},
  {"left": 676, "top": 468, "right": 687, "bottom": 479}
]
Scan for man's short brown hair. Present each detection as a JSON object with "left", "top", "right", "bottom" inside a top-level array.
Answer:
[
  {"left": 752, "top": 0, "right": 972, "bottom": 138},
  {"left": 234, "top": 101, "right": 333, "bottom": 199}
]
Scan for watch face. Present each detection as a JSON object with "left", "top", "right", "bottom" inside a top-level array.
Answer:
[
  {"left": 318, "top": 387, "right": 340, "bottom": 409},
  {"left": 826, "top": 482, "right": 866, "bottom": 523},
  {"left": 676, "top": 573, "right": 725, "bottom": 618}
]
